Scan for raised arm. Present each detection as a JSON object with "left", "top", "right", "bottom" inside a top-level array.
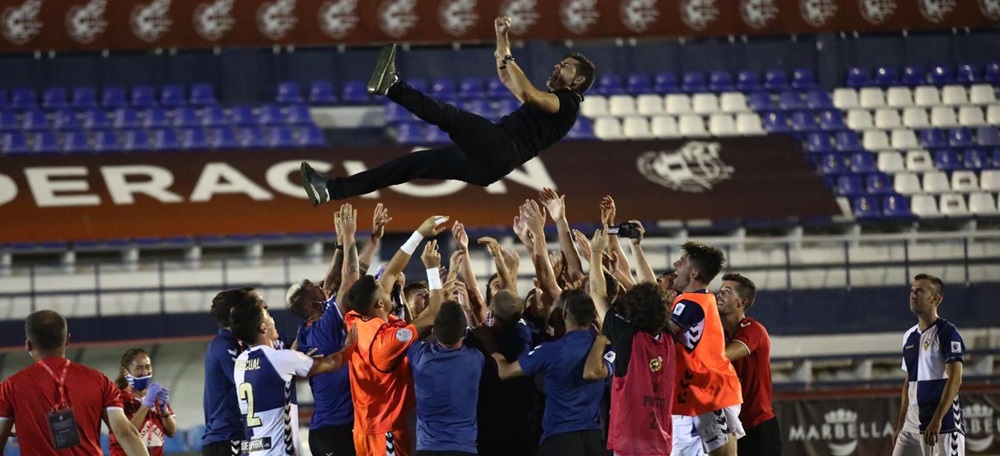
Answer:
[
  {"left": 358, "top": 203, "right": 392, "bottom": 276},
  {"left": 336, "top": 204, "right": 361, "bottom": 312},
  {"left": 602, "top": 196, "right": 635, "bottom": 288},
  {"left": 589, "top": 227, "right": 611, "bottom": 322},
  {"left": 378, "top": 215, "right": 450, "bottom": 291},
  {"left": 321, "top": 210, "right": 344, "bottom": 297},
  {"left": 411, "top": 241, "right": 454, "bottom": 338},
  {"left": 453, "top": 222, "right": 487, "bottom": 321},
  {"left": 628, "top": 220, "right": 657, "bottom": 284},
  {"left": 522, "top": 200, "right": 562, "bottom": 310},
  {"left": 494, "top": 16, "right": 560, "bottom": 113},
  {"left": 539, "top": 188, "right": 585, "bottom": 282},
  {"left": 478, "top": 236, "right": 518, "bottom": 294}
]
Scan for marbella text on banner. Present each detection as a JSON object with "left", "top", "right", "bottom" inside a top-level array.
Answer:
[{"left": 0, "top": 136, "right": 839, "bottom": 243}]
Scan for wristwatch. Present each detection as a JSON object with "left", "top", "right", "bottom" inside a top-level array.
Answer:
[{"left": 499, "top": 54, "right": 515, "bottom": 70}]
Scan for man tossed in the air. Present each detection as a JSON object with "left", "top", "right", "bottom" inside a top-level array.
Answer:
[{"left": 300, "top": 16, "right": 595, "bottom": 204}]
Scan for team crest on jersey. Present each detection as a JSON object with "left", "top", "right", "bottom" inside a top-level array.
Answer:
[
  {"left": 396, "top": 328, "right": 413, "bottom": 342},
  {"left": 649, "top": 356, "right": 663, "bottom": 372},
  {"left": 923, "top": 340, "right": 931, "bottom": 351},
  {"left": 951, "top": 341, "right": 961, "bottom": 353}
]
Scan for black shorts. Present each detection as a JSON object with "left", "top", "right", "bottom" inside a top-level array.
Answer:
[
  {"left": 202, "top": 439, "right": 242, "bottom": 456},
  {"left": 738, "top": 417, "right": 782, "bottom": 456},
  {"left": 536, "top": 429, "right": 606, "bottom": 456},
  {"left": 309, "top": 423, "right": 356, "bottom": 456}
]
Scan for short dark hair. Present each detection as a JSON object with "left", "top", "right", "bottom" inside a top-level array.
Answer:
[
  {"left": 682, "top": 241, "right": 725, "bottom": 284},
  {"left": 230, "top": 293, "right": 267, "bottom": 345},
  {"left": 434, "top": 301, "right": 467, "bottom": 345},
  {"left": 562, "top": 289, "right": 597, "bottom": 327},
  {"left": 212, "top": 287, "right": 256, "bottom": 327},
  {"left": 914, "top": 273, "right": 944, "bottom": 296},
  {"left": 604, "top": 271, "right": 621, "bottom": 304},
  {"left": 25, "top": 310, "right": 67, "bottom": 351},
  {"left": 346, "top": 275, "right": 380, "bottom": 316},
  {"left": 485, "top": 273, "right": 500, "bottom": 305},
  {"left": 722, "top": 273, "right": 757, "bottom": 309},
  {"left": 566, "top": 52, "right": 596, "bottom": 93},
  {"left": 620, "top": 282, "right": 669, "bottom": 334},
  {"left": 404, "top": 281, "right": 429, "bottom": 297}
]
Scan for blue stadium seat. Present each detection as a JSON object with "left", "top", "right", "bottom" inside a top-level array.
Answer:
[
  {"left": 230, "top": 106, "right": 257, "bottom": 127},
  {"left": 62, "top": 130, "right": 90, "bottom": 152},
  {"left": 985, "top": 62, "right": 1000, "bottom": 85},
  {"left": 791, "top": 111, "right": 818, "bottom": 132},
  {"left": 835, "top": 131, "right": 862, "bottom": 152},
  {"left": 883, "top": 194, "right": 913, "bottom": 219},
  {"left": 21, "top": 109, "right": 49, "bottom": 131},
  {"left": 122, "top": 129, "right": 150, "bottom": 151},
  {"left": 567, "top": 117, "right": 595, "bottom": 140},
  {"left": 52, "top": 109, "right": 80, "bottom": 130},
  {"left": 2, "top": 131, "right": 28, "bottom": 154},
  {"left": 901, "top": 65, "right": 925, "bottom": 87},
  {"left": 341, "top": 80, "right": 370, "bottom": 104},
  {"left": 102, "top": 86, "right": 127, "bottom": 108},
  {"left": 93, "top": 130, "right": 119, "bottom": 152},
  {"left": 963, "top": 148, "right": 988, "bottom": 170},
  {"left": 160, "top": 84, "right": 186, "bottom": 107},
  {"left": 596, "top": 74, "right": 625, "bottom": 96},
  {"left": 0, "top": 111, "right": 16, "bottom": 130},
  {"left": 151, "top": 128, "right": 180, "bottom": 151},
  {"left": 762, "top": 112, "right": 791, "bottom": 133},
  {"left": 460, "top": 100, "right": 490, "bottom": 118},
  {"left": 459, "top": 77, "right": 485, "bottom": 99},
  {"left": 190, "top": 83, "right": 217, "bottom": 106},
  {"left": 791, "top": 68, "right": 816, "bottom": 90},
  {"left": 385, "top": 102, "right": 411, "bottom": 122},
  {"left": 257, "top": 104, "right": 285, "bottom": 126},
  {"left": 173, "top": 107, "right": 200, "bottom": 128},
  {"left": 747, "top": 92, "right": 773, "bottom": 111},
  {"left": 918, "top": 129, "right": 947, "bottom": 149},
  {"left": 237, "top": 126, "right": 266, "bottom": 149},
  {"left": 681, "top": 71, "right": 707, "bottom": 93},
  {"left": 431, "top": 77, "right": 458, "bottom": 100},
  {"left": 82, "top": 109, "right": 110, "bottom": 129},
  {"left": 297, "top": 125, "right": 325, "bottom": 147},
  {"left": 308, "top": 81, "right": 337, "bottom": 105},
  {"left": 874, "top": 66, "right": 899, "bottom": 88},
  {"left": 266, "top": 126, "right": 297, "bottom": 148},
  {"left": 180, "top": 127, "right": 208, "bottom": 150},
  {"left": 425, "top": 126, "right": 450, "bottom": 144},
  {"left": 763, "top": 69, "right": 788, "bottom": 91},
  {"left": 993, "top": 148, "right": 1000, "bottom": 168},
  {"left": 30, "top": 131, "right": 59, "bottom": 153},
  {"left": 0, "top": 88, "right": 7, "bottom": 109},
  {"left": 653, "top": 72, "right": 680, "bottom": 94},
  {"left": 805, "top": 132, "right": 832, "bottom": 153},
  {"left": 845, "top": 67, "right": 870, "bottom": 88},
  {"left": 277, "top": 81, "right": 304, "bottom": 104},
  {"left": 71, "top": 87, "right": 99, "bottom": 109},
  {"left": 806, "top": 90, "right": 833, "bottom": 110},
  {"left": 113, "top": 108, "right": 142, "bottom": 129},
  {"left": 956, "top": 64, "right": 979, "bottom": 85},
  {"left": 394, "top": 122, "right": 424, "bottom": 145},
  {"left": 836, "top": 175, "right": 864, "bottom": 196},
  {"left": 11, "top": 88, "right": 37, "bottom": 109},
  {"left": 626, "top": 73, "right": 652, "bottom": 94},
  {"left": 408, "top": 79, "right": 429, "bottom": 94},
  {"left": 819, "top": 110, "right": 846, "bottom": 131},
  {"left": 42, "top": 87, "right": 68, "bottom": 109},
  {"left": 866, "top": 172, "right": 893, "bottom": 195},
  {"left": 778, "top": 91, "right": 804, "bottom": 110},
  {"left": 928, "top": 65, "right": 954, "bottom": 86},
  {"left": 486, "top": 78, "right": 507, "bottom": 98},
  {"left": 201, "top": 106, "right": 229, "bottom": 127},
  {"left": 209, "top": 127, "right": 239, "bottom": 149},
  {"left": 820, "top": 153, "right": 847, "bottom": 174},
  {"left": 852, "top": 196, "right": 881, "bottom": 219},
  {"left": 850, "top": 152, "right": 878, "bottom": 173},
  {"left": 708, "top": 70, "right": 734, "bottom": 92},
  {"left": 736, "top": 70, "right": 761, "bottom": 92},
  {"left": 142, "top": 107, "right": 170, "bottom": 128},
  {"left": 934, "top": 150, "right": 962, "bottom": 170},
  {"left": 947, "top": 128, "right": 975, "bottom": 148},
  {"left": 131, "top": 85, "right": 157, "bottom": 108},
  {"left": 976, "top": 127, "right": 1000, "bottom": 146},
  {"left": 286, "top": 104, "right": 311, "bottom": 125}
]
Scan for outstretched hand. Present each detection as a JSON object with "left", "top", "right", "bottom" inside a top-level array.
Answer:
[
  {"left": 590, "top": 227, "right": 609, "bottom": 254},
  {"left": 418, "top": 215, "right": 450, "bottom": 238},
  {"left": 371, "top": 203, "right": 392, "bottom": 240},
  {"left": 421, "top": 240, "right": 441, "bottom": 268},
  {"left": 600, "top": 195, "right": 616, "bottom": 227},
  {"left": 538, "top": 188, "right": 566, "bottom": 221},
  {"left": 477, "top": 236, "right": 503, "bottom": 259},
  {"left": 339, "top": 203, "right": 357, "bottom": 240},
  {"left": 452, "top": 221, "right": 469, "bottom": 252},
  {"left": 495, "top": 16, "right": 511, "bottom": 35}
]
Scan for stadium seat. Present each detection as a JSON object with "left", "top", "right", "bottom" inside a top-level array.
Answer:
[
  {"left": 131, "top": 86, "right": 157, "bottom": 108},
  {"left": 708, "top": 114, "right": 736, "bottom": 136},
  {"left": 150, "top": 128, "right": 180, "bottom": 151},
  {"left": 257, "top": 104, "right": 286, "bottom": 126},
  {"left": 458, "top": 77, "right": 485, "bottom": 98},
  {"left": 102, "top": 86, "right": 128, "bottom": 108},
  {"left": 0, "top": 89, "right": 7, "bottom": 109},
  {"left": 626, "top": 73, "right": 652, "bottom": 95},
  {"left": 763, "top": 69, "right": 788, "bottom": 91},
  {"left": 277, "top": 81, "right": 304, "bottom": 104},
  {"left": 0, "top": 110, "right": 15, "bottom": 131},
  {"left": 93, "top": 130, "right": 120, "bottom": 151},
  {"left": 238, "top": 127, "right": 267, "bottom": 148},
  {"left": 202, "top": 106, "right": 230, "bottom": 127},
  {"left": 820, "top": 153, "right": 847, "bottom": 174},
  {"left": 567, "top": 117, "right": 596, "bottom": 140},
  {"left": 719, "top": 92, "right": 749, "bottom": 113},
  {"left": 1, "top": 131, "right": 29, "bottom": 154},
  {"left": 681, "top": 71, "right": 707, "bottom": 93},
  {"left": 308, "top": 81, "right": 337, "bottom": 105},
  {"left": 874, "top": 66, "right": 899, "bottom": 87},
  {"left": 914, "top": 86, "right": 940, "bottom": 107},
  {"left": 941, "top": 86, "right": 968, "bottom": 106},
  {"left": 608, "top": 95, "right": 637, "bottom": 117},
  {"left": 651, "top": 115, "right": 680, "bottom": 138},
  {"left": 986, "top": 62, "right": 1000, "bottom": 84},
  {"left": 62, "top": 130, "right": 90, "bottom": 152},
  {"left": 906, "top": 150, "right": 935, "bottom": 172},
  {"left": 890, "top": 129, "right": 919, "bottom": 150},
  {"left": 968, "top": 84, "right": 996, "bottom": 105},
  {"left": 180, "top": 128, "right": 208, "bottom": 150},
  {"left": 230, "top": 106, "right": 257, "bottom": 127},
  {"left": 112, "top": 108, "right": 141, "bottom": 129},
  {"left": 778, "top": 91, "right": 804, "bottom": 111},
  {"left": 818, "top": 110, "right": 846, "bottom": 131},
  {"left": 190, "top": 83, "right": 217, "bottom": 106},
  {"left": 341, "top": 81, "right": 370, "bottom": 104},
  {"left": 762, "top": 112, "right": 791, "bottom": 133},
  {"left": 82, "top": 109, "right": 110, "bottom": 129},
  {"left": 42, "top": 87, "right": 68, "bottom": 109},
  {"left": 983, "top": 170, "right": 1000, "bottom": 191},
  {"left": 928, "top": 65, "right": 954, "bottom": 86},
  {"left": 806, "top": 91, "right": 833, "bottom": 110},
  {"left": 918, "top": 129, "right": 947, "bottom": 149},
  {"left": 431, "top": 77, "right": 458, "bottom": 100},
  {"left": 735, "top": 113, "right": 764, "bottom": 135},
  {"left": 939, "top": 193, "right": 969, "bottom": 217},
  {"left": 596, "top": 74, "right": 625, "bottom": 96},
  {"left": 866, "top": 172, "right": 894, "bottom": 195},
  {"left": 636, "top": 94, "right": 664, "bottom": 115},
  {"left": 298, "top": 125, "right": 326, "bottom": 147},
  {"left": 989, "top": 106, "right": 1000, "bottom": 125},
  {"left": 121, "top": 129, "right": 149, "bottom": 151},
  {"left": 959, "top": 107, "right": 986, "bottom": 126},
  {"left": 209, "top": 127, "right": 239, "bottom": 149},
  {"left": 876, "top": 151, "right": 904, "bottom": 173},
  {"left": 493, "top": 98, "right": 519, "bottom": 119},
  {"left": 266, "top": 126, "right": 297, "bottom": 148},
  {"left": 747, "top": 92, "right": 773, "bottom": 111},
  {"left": 969, "top": 192, "right": 999, "bottom": 215},
  {"left": 893, "top": 173, "right": 921, "bottom": 195},
  {"left": 886, "top": 87, "right": 913, "bottom": 108},
  {"left": 850, "top": 151, "right": 878, "bottom": 173},
  {"left": 874, "top": 109, "right": 901, "bottom": 129},
  {"left": 832, "top": 89, "right": 859, "bottom": 109},
  {"left": 863, "top": 131, "right": 889, "bottom": 150},
  {"left": 736, "top": 70, "right": 761, "bottom": 92},
  {"left": 956, "top": 64, "right": 979, "bottom": 84},
  {"left": 934, "top": 150, "right": 962, "bottom": 170},
  {"left": 977, "top": 127, "right": 1000, "bottom": 146},
  {"left": 593, "top": 117, "right": 623, "bottom": 140},
  {"left": 902, "top": 108, "right": 930, "bottom": 128},
  {"left": 834, "top": 131, "right": 862, "bottom": 152},
  {"left": 485, "top": 78, "right": 507, "bottom": 99},
  {"left": 664, "top": 94, "right": 692, "bottom": 115},
  {"left": 963, "top": 148, "right": 988, "bottom": 169},
  {"left": 947, "top": 128, "right": 975, "bottom": 148},
  {"left": 847, "top": 110, "right": 874, "bottom": 130},
  {"left": 622, "top": 117, "right": 653, "bottom": 139},
  {"left": 930, "top": 107, "right": 958, "bottom": 128},
  {"left": 910, "top": 194, "right": 941, "bottom": 217},
  {"left": 286, "top": 104, "right": 312, "bottom": 125},
  {"left": 852, "top": 196, "right": 880, "bottom": 219},
  {"left": 460, "top": 100, "right": 490, "bottom": 118},
  {"left": 52, "top": 109, "right": 80, "bottom": 130},
  {"left": 836, "top": 175, "right": 864, "bottom": 196},
  {"left": 859, "top": 88, "right": 885, "bottom": 109},
  {"left": 30, "top": 130, "right": 59, "bottom": 153},
  {"left": 692, "top": 94, "right": 719, "bottom": 114},
  {"left": 21, "top": 109, "right": 49, "bottom": 131},
  {"left": 922, "top": 171, "right": 951, "bottom": 193},
  {"left": 791, "top": 68, "right": 816, "bottom": 90},
  {"left": 708, "top": 71, "right": 734, "bottom": 92},
  {"left": 805, "top": 132, "right": 832, "bottom": 152},
  {"left": 71, "top": 87, "right": 99, "bottom": 109},
  {"left": 951, "top": 170, "right": 979, "bottom": 192},
  {"left": 678, "top": 114, "right": 708, "bottom": 137},
  {"left": 160, "top": 84, "right": 186, "bottom": 107},
  {"left": 883, "top": 194, "right": 913, "bottom": 219},
  {"left": 845, "top": 67, "right": 870, "bottom": 88},
  {"left": 580, "top": 95, "right": 609, "bottom": 118},
  {"left": 11, "top": 88, "right": 37, "bottom": 109},
  {"left": 142, "top": 107, "right": 170, "bottom": 128},
  {"left": 791, "top": 111, "right": 818, "bottom": 132}
]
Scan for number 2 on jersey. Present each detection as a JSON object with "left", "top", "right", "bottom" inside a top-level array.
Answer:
[{"left": 238, "top": 382, "right": 262, "bottom": 427}]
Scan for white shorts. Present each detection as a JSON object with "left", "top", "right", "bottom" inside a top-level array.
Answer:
[
  {"left": 671, "top": 406, "right": 745, "bottom": 455},
  {"left": 892, "top": 429, "right": 966, "bottom": 456},
  {"left": 671, "top": 415, "right": 707, "bottom": 456}
]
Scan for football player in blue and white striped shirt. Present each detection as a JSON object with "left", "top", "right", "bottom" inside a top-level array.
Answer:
[{"left": 892, "top": 274, "right": 965, "bottom": 456}]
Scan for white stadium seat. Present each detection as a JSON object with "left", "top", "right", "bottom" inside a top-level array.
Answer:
[
  {"left": 893, "top": 173, "right": 922, "bottom": 195},
  {"left": 847, "top": 109, "right": 874, "bottom": 130},
  {"left": 719, "top": 92, "right": 749, "bottom": 113},
  {"left": 678, "top": 114, "right": 709, "bottom": 137},
  {"left": 650, "top": 115, "right": 680, "bottom": 138},
  {"left": 863, "top": 131, "right": 890, "bottom": 150},
  {"left": 913, "top": 86, "right": 941, "bottom": 107},
  {"left": 910, "top": 195, "right": 941, "bottom": 218},
  {"left": 951, "top": 171, "right": 979, "bottom": 193},
  {"left": 622, "top": 117, "right": 654, "bottom": 139},
  {"left": 969, "top": 192, "right": 999, "bottom": 215},
  {"left": 593, "top": 117, "right": 623, "bottom": 140},
  {"left": 859, "top": 88, "right": 886, "bottom": 109},
  {"left": 874, "top": 109, "right": 901, "bottom": 129},
  {"left": 608, "top": 95, "right": 637, "bottom": 117},
  {"left": 665, "top": 94, "right": 692, "bottom": 115},
  {"left": 636, "top": 94, "right": 664, "bottom": 115},
  {"left": 890, "top": 129, "right": 918, "bottom": 150},
  {"left": 939, "top": 194, "right": 969, "bottom": 217},
  {"left": 832, "top": 88, "right": 859, "bottom": 109},
  {"left": 736, "top": 113, "right": 765, "bottom": 135},
  {"left": 906, "top": 150, "right": 935, "bottom": 172},
  {"left": 877, "top": 151, "right": 905, "bottom": 173},
  {"left": 580, "top": 95, "right": 609, "bottom": 118},
  {"left": 958, "top": 106, "right": 986, "bottom": 126},
  {"left": 922, "top": 171, "right": 951, "bottom": 193},
  {"left": 982, "top": 170, "right": 1000, "bottom": 191},
  {"left": 708, "top": 114, "right": 736, "bottom": 136},
  {"left": 940, "top": 85, "right": 968, "bottom": 106},
  {"left": 902, "top": 108, "right": 930, "bottom": 128},
  {"left": 929, "top": 107, "right": 958, "bottom": 127},
  {"left": 968, "top": 84, "right": 997, "bottom": 105},
  {"left": 692, "top": 93, "right": 720, "bottom": 114},
  {"left": 886, "top": 87, "right": 914, "bottom": 108},
  {"left": 989, "top": 105, "right": 1000, "bottom": 125}
]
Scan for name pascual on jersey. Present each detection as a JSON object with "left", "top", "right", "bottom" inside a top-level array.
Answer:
[{"left": 237, "top": 358, "right": 262, "bottom": 371}]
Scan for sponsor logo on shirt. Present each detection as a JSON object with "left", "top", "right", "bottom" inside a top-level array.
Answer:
[{"left": 242, "top": 437, "right": 272, "bottom": 452}]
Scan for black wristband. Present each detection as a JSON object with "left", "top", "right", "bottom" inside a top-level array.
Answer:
[{"left": 335, "top": 244, "right": 344, "bottom": 251}]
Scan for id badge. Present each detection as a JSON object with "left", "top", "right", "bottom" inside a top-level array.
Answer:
[{"left": 47, "top": 407, "right": 81, "bottom": 450}]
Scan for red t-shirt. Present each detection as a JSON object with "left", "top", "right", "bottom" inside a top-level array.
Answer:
[
  {"left": 109, "top": 387, "right": 174, "bottom": 456},
  {"left": 731, "top": 317, "right": 776, "bottom": 429},
  {"left": 0, "top": 357, "right": 123, "bottom": 456}
]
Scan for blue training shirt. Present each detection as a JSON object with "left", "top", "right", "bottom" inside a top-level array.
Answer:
[
  {"left": 295, "top": 297, "right": 353, "bottom": 428},
  {"left": 517, "top": 329, "right": 609, "bottom": 443},
  {"left": 203, "top": 328, "right": 245, "bottom": 445},
  {"left": 901, "top": 317, "right": 966, "bottom": 434},
  {"left": 407, "top": 338, "right": 484, "bottom": 453}
]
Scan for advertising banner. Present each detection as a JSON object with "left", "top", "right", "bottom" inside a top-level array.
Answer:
[
  {"left": 1, "top": 0, "right": 997, "bottom": 53},
  {"left": 0, "top": 136, "right": 838, "bottom": 243}
]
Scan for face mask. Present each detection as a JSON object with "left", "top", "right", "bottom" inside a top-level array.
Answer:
[{"left": 125, "top": 373, "right": 152, "bottom": 391}]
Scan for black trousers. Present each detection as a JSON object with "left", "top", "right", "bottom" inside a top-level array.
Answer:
[
  {"left": 738, "top": 417, "right": 783, "bottom": 456},
  {"left": 415, "top": 451, "right": 477, "bottom": 456},
  {"left": 309, "top": 423, "right": 357, "bottom": 456},
  {"left": 327, "top": 80, "right": 522, "bottom": 200},
  {"left": 202, "top": 439, "right": 242, "bottom": 456},
  {"left": 536, "top": 429, "right": 606, "bottom": 456}
]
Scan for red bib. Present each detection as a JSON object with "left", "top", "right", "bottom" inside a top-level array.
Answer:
[{"left": 609, "top": 330, "right": 675, "bottom": 456}]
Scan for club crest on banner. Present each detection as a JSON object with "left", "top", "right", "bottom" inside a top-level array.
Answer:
[
  {"left": 620, "top": 0, "right": 659, "bottom": 33},
  {"left": 2, "top": 0, "right": 43, "bottom": 45},
  {"left": 741, "top": 0, "right": 779, "bottom": 30},
  {"left": 637, "top": 141, "right": 733, "bottom": 193},
  {"left": 964, "top": 402, "right": 998, "bottom": 452},
  {"left": 379, "top": 0, "right": 419, "bottom": 38},
  {"left": 257, "top": 0, "right": 298, "bottom": 40},
  {"left": 981, "top": 0, "right": 1000, "bottom": 20},
  {"left": 66, "top": 0, "right": 108, "bottom": 44},
  {"left": 858, "top": 0, "right": 896, "bottom": 25},
  {"left": 560, "top": 0, "right": 600, "bottom": 35},
  {"left": 499, "top": 0, "right": 540, "bottom": 35},
  {"left": 680, "top": 0, "right": 719, "bottom": 31},
  {"left": 194, "top": 0, "right": 235, "bottom": 42},
  {"left": 800, "top": 0, "right": 837, "bottom": 27},
  {"left": 131, "top": 0, "right": 173, "bottom": 43},
  {"left": 918, "top": 0, "right": 956, "bottom": 23},
  {"left": 319, "top": 0, "right": 359, "bottom": 39},
  {"left": 440, "top": 0, "right": 478, "bottom": 37}
]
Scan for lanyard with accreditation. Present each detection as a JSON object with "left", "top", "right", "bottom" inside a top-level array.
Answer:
[{"left": 38, "top": 358, "right": 82, "bottom": 450}]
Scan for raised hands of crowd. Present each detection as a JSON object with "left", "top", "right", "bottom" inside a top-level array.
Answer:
[
  {"left": 359, "top": 202, "right": 393, "bottom": 275},
  {"left": 336, "top": 203, "right": 361, "bottom": 305},
  {"left": 452, "top": 222, "right": 487, "bottom": 324},
  {"left": 539, "top": 187, "right": 585, "bottom": 283},
  {"left": 477, "top": 236, "right": 519, "bottom": 295}
]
